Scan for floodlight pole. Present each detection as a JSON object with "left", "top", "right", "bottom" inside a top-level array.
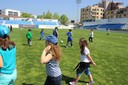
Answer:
[
  {"left": 77, "top": 3, "right": 79, "bottom": 23},
  {"left": 76, "top": 0, "right": 81, "bottom": 28}
]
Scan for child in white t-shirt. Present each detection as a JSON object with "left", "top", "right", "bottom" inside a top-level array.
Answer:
[
  {"left": 89, "top": 29, "right": 94, "bottom": 43},
  {"left": 70, "top": 38, "right": 96, "bottom": 85}
]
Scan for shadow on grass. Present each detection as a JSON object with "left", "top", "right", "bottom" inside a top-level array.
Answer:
[
  {"left": 59, "top": 45, "right": 66, "bottom": 48},
  {"left": 79, "top": 80, "right": 88, "bottom": 83},
  {"left": 22, "top": 43, "right": 28, "bottom": 46},
  {"left": 22, "top": 83, "right": 33, "bottom": 85},
  {"left": 62, "top": 75, "right": 88, "bottom": 85},
  {"left": 62, "top": 74, "right": 74, "bottom": 85},
  {"left": 22, "top": 44, "right": 32, "bottom": 47}
]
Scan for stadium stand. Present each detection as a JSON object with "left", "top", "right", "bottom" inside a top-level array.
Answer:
[
  {"left": 98, "top": 24, "right": 125, "bottom": 30},
  {"left": 0, "top": 20, "right": 3, "bottom": 24},
  {"left": 83, "top": 18, "right": 128, "bottom": 30},
  {"left": 5, "top": 20, "right": 31, "bottom": 25},
  {"left": 33, "top": 21, "right": 58, "bottom": 25},
  {"left": 83, "top": 24, "right": 125, "bottom": 30},
  {"left": 1, "top": 19, "right": 61, "bottom": 28},
  {"left": 83, "top": 25, "right": 99, "bottom": 29}
]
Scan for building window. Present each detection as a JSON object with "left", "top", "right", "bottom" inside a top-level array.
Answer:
[
  {"left": 111, "top": 11, "right": 114, "bottom": 14},
  {"left": 92, "top": 9, "right": 96, "bottom": 11},
  {"left": 92, "top": 16, "right": 95, "bottom": 18},
  {"left": 91, "top": 12, "right": 96, "bottom": 15},
  {"left": 15, "top": 12, "right": 18, "bottom": 16},
  {"left": 0, "top": 10, "right": 1, "bottom": 14},
  {"left": 124, "top": 14, "right": 126, "bottom": 17},
  {"left": 124, "top": 9, "right": 126, "bottom": 12},
  {"left": 8, "top": 11, "right": 18, "bottom": 16}
]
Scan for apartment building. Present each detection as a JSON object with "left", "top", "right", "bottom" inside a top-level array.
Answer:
[
  {"left": 80, "top": 0, "right": 128, "bottom": 22},
  {"left": 0, "top": 9, "right": 37, "bottom": 19},
  {"left": 116, "top": 7, "right": 128, "bottom": 18},
  {"left": 104, "top": 1, "right": 124, "bottom": 19},
  {"left": 80, "top": 5, "right": 104, "bottom": 22},
  {"left": 0, "top": 9, "right": 21, "bottom": 17}
]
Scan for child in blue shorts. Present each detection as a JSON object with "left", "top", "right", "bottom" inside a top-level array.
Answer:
[
  {"left": 70, "top": 38, "right": 96, "bottom": 85},
  {"left": 66, "top": 29, "right": 73, "bottom": 48},
  {"left": 39, "top": 29, "right": 45, "bottom": 40}
]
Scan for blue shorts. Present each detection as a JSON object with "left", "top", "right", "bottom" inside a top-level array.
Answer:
[
  {"left": 76, "top": 67, "right": 91, "bottom": 77},
  {"left": 0, "top": 69, "right": 17, "bottom": 85},
  {"left": 68, "top": 37, "right": 72, "bottom": 41}
]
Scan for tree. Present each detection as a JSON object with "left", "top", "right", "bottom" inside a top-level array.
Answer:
[
  {"left": 60, "top": 14, "right": 69, "bottom": 25},
  {"left": 37, "top": 12, "right": 45, "bottom": 19},
  {"left": 21, "top": 13, "right": 33, "bottom": 18},
  {"left": 45, "top": 10, "right": 52, "bottom": 19},
  {"left": 42, "top": 12, "right": 46, "bottom": 19},
  {"left": 53, "top": 13, "right": 60, "bottom": 19},
  {"left": 37, "top": 15, "right": 43, "bottom": 19}
]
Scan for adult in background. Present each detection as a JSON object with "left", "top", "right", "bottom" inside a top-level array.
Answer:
[
  {"left": 0, "top": 25, "right": 17, "bottom": 85},
  {"left": 40, "top": 35, "right": 62, "bottom": 85},
  {"left": 70, "top": 38, "right": 96, "bottom": 85},
  {"left": 66, "top": 29, "right": 73, "bottom": 48},
  {"left": 26, "top": 29, "right": 32, "bottom": 46},
  {"left": 39, "top": 29, "right": 45, "bottom": 40},
  {"left": 53, "top": 27, "right": 59, "bottom": 38},
  {"left": 89, "top": 29, "right": 94, "bottom": 43}
]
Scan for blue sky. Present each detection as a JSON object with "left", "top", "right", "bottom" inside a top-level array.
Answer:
[{"left": 0, "top": 0, "right": 127, "bottom": 21}]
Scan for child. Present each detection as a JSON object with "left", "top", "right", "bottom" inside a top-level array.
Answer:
[
  {"left": 70, "top": 38, "right": 96, "bottom": 85},
  {"left": 26, "top": 29, "right": 32, "bottom": 46},
  {"left": 0, "top": 25, "right": 17, "bottom": 85},
  {"left": 10, "top": 25, "right": 13, "bottom": 32},
  {"left": 89, "top": 29, "right": 94, "bottom": 43},
  {"left": 106, "top": 28, "right": 110, "bottom": 35},
  {"left": 40, "top": 35, "right": 62, "bottom": 85},
  {"left": 53, "top": 27, "right": 59, "bottom": 38},
  {"left": 39, "top": 29, "right": 45, "bottom": 40},
  {"left": 66, "top": 29, "right": 73, "bottom": 48}
]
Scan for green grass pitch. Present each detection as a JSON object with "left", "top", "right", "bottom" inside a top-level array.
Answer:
[{"left": 10, "top": 28, "right": 128, "bottom": 85}]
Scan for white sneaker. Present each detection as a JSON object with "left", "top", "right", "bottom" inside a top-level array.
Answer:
[
  {"left": 65, "top": 46, "right": 68, "bottom": 48},
  {"left": 87, "top": 81, "right": 94, "bottom": 85},
  {"left": 69, "top": 80, "right": 77, "bottom": 85}
]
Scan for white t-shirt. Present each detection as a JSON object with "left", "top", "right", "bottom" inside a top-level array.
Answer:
[
  {"left": 90, "top": 31, "right": 94, "bottom": 37},
  {"left": 80, "top": 47, "right": 90, "bottom": 62}
]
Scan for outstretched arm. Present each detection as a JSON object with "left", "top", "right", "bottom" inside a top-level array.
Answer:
[
  {"left": 87, "top": 54, "right": 96, "bottom": 67},
  {"left": 0, "top": 56, "right": 3, "bottom": 68}
]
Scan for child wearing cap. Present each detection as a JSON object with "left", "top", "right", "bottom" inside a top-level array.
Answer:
[
  {"left": 0, "top": 25, "right": 17, "bottom": 85},
  {"left": 69, "top": 38, "right": 96, "bottom": 85},
  {"left": 26, "top": 29, "right": 32, "bottom": 46},
  {"left": 40, "top": 35, "right": 62, "bottom": 85}
]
